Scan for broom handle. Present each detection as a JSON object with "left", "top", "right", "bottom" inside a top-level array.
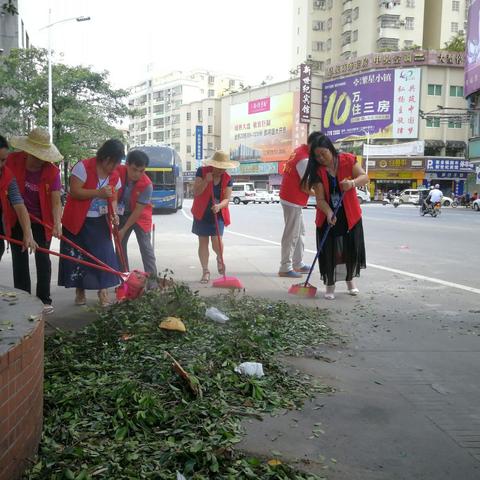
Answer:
[
  {"left": 211, "top": 184, "right": 226, "bottom": 281},
  {"left": 28, "top": 213, "right": 114, "bottom": 273},
  {"left": 0, "top": 234, "right": 124, "bottom": 277},
  {"left": 108, "top": 200, "right": 128, "bottom": 272},
  {"left": 304, "top": 191, "right": 345, "bottom": 286}
]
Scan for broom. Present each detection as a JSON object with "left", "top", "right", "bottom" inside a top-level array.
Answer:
[
  {"left": 210, "top": 187, "right": 243, "bottom": 289},
  {"left": 288, "top": 191, "right": 345, "bottom": 298}
]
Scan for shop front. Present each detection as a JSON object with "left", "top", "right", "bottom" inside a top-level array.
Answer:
[
  {"left": 366, "top": 157, "right": 425, "bottom": 198},
  {"left": 424, "top": 158, "right": 475, "bottom": 196},
  {"left": 182, "top": 170, "right": 197, "bottom": 198},
  {"left": 229, "top": 161, "right": 280, "bottom": 190}
]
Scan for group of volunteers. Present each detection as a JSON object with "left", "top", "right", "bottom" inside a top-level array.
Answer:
[
  {"left": 0, "top": 128, "right": 157, "bottom": 311},
  {"left": 191, "top": 131, "right": 369, "bottom": 300},
  {"left": 0, "top": 126, "right": 367, "bottom": 310}
]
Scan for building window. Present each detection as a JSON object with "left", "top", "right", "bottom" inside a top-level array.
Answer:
[
  {"left": 407, "top": 0, "right": 415, "bottom": 6},
  {"left": 208, "top": 107, "right": 213, "bottom": 116},
  {"left": 207, "top": 142, "right": 213, "bottom": 151},
  {"left": 297, "top": 26, "right": 300, "bottom": 34},
  {"left": 207, "top": 125, "right": 213, "bottom": 134},
  {"left": 208, "top": 75, "right": 215, "bottom": 85},
  {"left": 186, "top": 161, "right": 192, "bottom": 170},
  {"left": 452, "top": 0, "right": 460, "bottom": 12},
  {"left": 312, "top": 41, "right": 325, "bottom": 51},
  {"left": 451, "top": 22, "right": 458, "bottom": 33},
  {"left": 313, "top": 0, "right": 325, "bottom": 9},
  {"left": 327, "top": 38, "right": 332, "bottom": 50},
  {"left": 229, "top": 79, "right": 235, "bottom": 88},
  {"left": 448, "top": 120, "right": 462, "bottom": 128},
  {"left": 450, "top": 85, "right": 464, "bottom": 97},
  {"left": 404, "top": 40, "right": 413, "bottom": 48},
  {"left": 186, "top": 146, "right": 192, "bottom": 154},
  {"left": 186, "top": 112, "right": 191, "bottom": 121},
  {"left": 426, "top": 118, "right": 440, "bottom": 128},
  {"left": 427, "top": 84, "right": 442, "bottom": 96},
  {"left": 197, "top": 110, "right": 203, "bottom": 122},
  {"left": 353, "top": 7, "right": 359, "bottom": 20},
  {"left": 327, "top": 17, "right": 332, "bottom": 30},
  {"left": 208, "top": 89, "right": 215, "bottom": 97},
  {"left": 405, "top": 17, "right": 414, "bottom": 30},
  {"left": 353, "top": 30, "right": 358, "bottom": 42},
  {"left": 313, "top": 20, "right": 325, "bottom": 31},
  {"left": 187, "top": 128, "right": 191, "bottom": 137},
  {"left": 297, "top": 46, "right": 300, "bottom": 54}
]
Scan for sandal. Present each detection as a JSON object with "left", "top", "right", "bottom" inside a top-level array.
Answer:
[
  {"left": 346, "top": 281, "right": 359, "bottom": 296},
  {"left": 217, "top": 257, "right": 225, "bottom": 275},
  {"left": 200, "top": 270, "right": 210, "bottom": 284},
  {"left": 324, "top": 285, "right": 335, "bottom": 300},
  {"left": 75, "top": 288, "right": 86, "bottom": 306}
]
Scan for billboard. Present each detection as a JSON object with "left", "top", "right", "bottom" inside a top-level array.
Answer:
[
  {"left": 195, "top": 125, "right": 203, "bottom": 161},
  {"left": 230, "top": 92, "right": 308, "bottom": 163},
  {"left": 322, "top": 68, "right": 421, "bottom": 142},
  {"left": 466, "top": 0, "right": 480, "bottom": 97}
]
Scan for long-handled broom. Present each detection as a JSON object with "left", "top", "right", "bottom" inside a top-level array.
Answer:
[
  {"left": 211, "top": 188, "right": 243, "bottom": 289},
  {"left": 288, "top": 192, "right": 345, "bottom": 298}
]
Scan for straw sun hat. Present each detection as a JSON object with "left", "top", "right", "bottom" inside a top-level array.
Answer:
[
  {"left": 203, "top": 150, "right": 239, "bottom": 170},
  {"left": 10, "top": 127, "right": 63, "bottom": 163}
]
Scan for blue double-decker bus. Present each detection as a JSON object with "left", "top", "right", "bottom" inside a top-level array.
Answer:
[{"left": 135, "top": 145, "right": 183, "bottom": 212}]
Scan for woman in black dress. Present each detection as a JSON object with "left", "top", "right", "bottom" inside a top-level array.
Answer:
[{"left": 302, "top": 134, "right": 369, "bottom": 300}]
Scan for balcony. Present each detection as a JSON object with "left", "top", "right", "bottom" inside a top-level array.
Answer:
[
  {"left": 342, "top": 0, "right": 352, "bottom": 10},
  {"left": 377, "top": 37, "right": 399, "bottom": 50}
]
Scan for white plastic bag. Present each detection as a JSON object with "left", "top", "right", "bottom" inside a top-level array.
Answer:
[
  {"left": 205, "top": 307, "right": 229, "bottom": 323},
  {"left": 234, "top": 362, "right": 265, "bottom": 378},
  {"left": 176, "top": 472, "right": 187, "bottom": 480}
]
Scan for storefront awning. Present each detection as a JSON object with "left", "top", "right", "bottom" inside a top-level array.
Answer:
[
  {"left": 446, "top": 140, "right": 466, "bottom": 149},
  {"left": 425, "top": 140, "right": 445, "bottom": 148}
]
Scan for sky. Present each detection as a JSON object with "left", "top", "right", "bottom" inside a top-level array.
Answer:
[{"left": 19, "top": 0, "right": 294, "bottom": 90}]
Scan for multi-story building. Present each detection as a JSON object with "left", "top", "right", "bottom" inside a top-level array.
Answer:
[
  {"left": 0, "top": 0, "right": 30, "bottom": 56},
  {"left": 291, "top": 0, "right": 467, "bottom": 73},
  {"left": 127, "top": 69, "right": 243, "bottom": 168}
]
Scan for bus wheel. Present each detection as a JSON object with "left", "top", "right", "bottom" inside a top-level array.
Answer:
[{"left": 233, "top": 197, "right": 241, "bottom": 205}]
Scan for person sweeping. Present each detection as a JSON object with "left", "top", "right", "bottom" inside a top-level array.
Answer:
[
  {"left": 191, "top": 151, "right": 239, "bottom": 284},
  {"left": 301, "top": 134, "right": 368, "bottom": 300}
]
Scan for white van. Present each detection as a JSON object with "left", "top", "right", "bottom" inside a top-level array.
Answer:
[
  {"left": 307, "top": 187, "right": 370, "bottom": 207},
  {"left": 231, "top": 182, "right": 256, "bottom": 204}
]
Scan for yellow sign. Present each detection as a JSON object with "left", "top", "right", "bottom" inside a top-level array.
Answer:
[{"left": 146, "top": 167, "right": 172, "bottom": 172}]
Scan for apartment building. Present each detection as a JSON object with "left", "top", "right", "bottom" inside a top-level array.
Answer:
[
  {"left": 0, "top": 0, "right": 30, "bottom": 56},
  {"left": 291, "top": 0, "right": 467, "bottom": 72},
  {"left": 127, "top": 69, "right": 243, "bottom": 159}
]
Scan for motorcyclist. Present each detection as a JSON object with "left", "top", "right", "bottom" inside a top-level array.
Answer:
[
  {"left": 420, "top": 188, "right": 432, "bottom": 213},
  {"left": 428, "top": 184, "right": 443, "bottom": 207}
]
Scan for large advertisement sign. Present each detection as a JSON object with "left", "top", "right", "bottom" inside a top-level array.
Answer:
[
  {"left": 195, "top": 125, "right": 203, "bottom": 161},
  {"left": 322, "top": 68, "right": 420, "bottom": 142},
  {"left": 230, "top": 92, "right": 307, "bottom": 163},
  {"left": 466, "top": 0, "right": 480, "bottom": 97},
  {"left": 299, "top": 64, "right": 312, "bottom": 124}
]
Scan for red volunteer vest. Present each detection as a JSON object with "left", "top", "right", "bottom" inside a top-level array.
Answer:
[
  {"left": 315, "top": 153, "right": 362, "bottom": 230},
  {"left": 0, "top": 165, "right": 16, "bottom": 237},
  {"left": 191, "top": 167, "right": 231, "bottom": 226},
  {"left": 6, "top": 151, "right": 59, "bottom": 241},
  {"left": 62, "top": 157, "right": 120, "bottom": 235},
  {"left": 280, "top": 144, "right": 310, "bottom": 206},
  {"left": 116, "top": 165, "right": 153, "bottom": 233}
]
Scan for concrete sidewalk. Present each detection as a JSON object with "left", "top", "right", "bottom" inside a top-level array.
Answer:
[{"left": 1, "top": 206, "right": 479, "bottom": 479}]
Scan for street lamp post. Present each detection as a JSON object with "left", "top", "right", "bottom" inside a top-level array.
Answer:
[
  {"left": 362, "top": 129, "right": 370, "bottom": 177},
  {"left": 41, "top": 11, "right": 91, "bottom": 141}
]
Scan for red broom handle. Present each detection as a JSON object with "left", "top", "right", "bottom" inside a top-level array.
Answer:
[
  {"left": 0, "top": 234, "right": 124, "bottom": 277},
  {"left": 29, "top": 213, "right": 114, "bottom": 273},
  {"left": 211, "top": 186, "right": 226, "bottom": 281}
]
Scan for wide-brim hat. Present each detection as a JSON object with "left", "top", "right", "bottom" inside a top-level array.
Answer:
[
  {"left": 203, "top": 150, "right": 239, "bottom": 169},
  {"left": 9, "top": 127, "right": 63, "bottom": 163}
]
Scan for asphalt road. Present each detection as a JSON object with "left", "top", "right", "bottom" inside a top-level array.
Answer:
[{"left": 1, "top": 201, "right": 479, "bottom": 479}]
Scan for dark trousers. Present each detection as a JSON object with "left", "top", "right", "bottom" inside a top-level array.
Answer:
[{"left": 11, "top": 222, "right": 52, "bottom": 304}]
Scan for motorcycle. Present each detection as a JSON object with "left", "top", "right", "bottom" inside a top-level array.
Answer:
[
  {"left": 382, "top": 194, "right": 401, "bottom": 207},
  {"left": 420, "top": 201, "right": 441, "bottom": 217}
]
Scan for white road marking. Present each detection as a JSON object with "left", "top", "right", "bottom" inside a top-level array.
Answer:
[{"left": 181, "top": 209, "right": 480, "bottom": 296}]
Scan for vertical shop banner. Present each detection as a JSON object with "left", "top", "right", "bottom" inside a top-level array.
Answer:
[
  {"left": 229, "top": 92, "right": 307, "bottom": 163},
  {"left": 322, "top": 68, "right": 420, "bottom": 142},
  {"left": 466, "top": 0, "right": 480, "bottom": 97},
  {"left": 195, "top": 125, "right": 203, "bottom": 162},
  {"left": 299, "top": 63, "right": 312, "bottom": 124},
  {"left": 476, "top": 166, "right": 480, "bottom": 185}
]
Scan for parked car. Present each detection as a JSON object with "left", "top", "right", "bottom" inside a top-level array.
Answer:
[
  {"left": 399, "top": 188, "right": 454, "bottom": 206},
  {"left": 254, "top": 189, "right": 271, "bottom": 203},
  {"left": 473, "top": 199, "right": 480, "bottom": 211},
  {"left": 269, "top": 190, "right": 280, "bottom": 203},
  {"left": 306, "top": 187, "right": 369, "bottom": 207},
  {"left": 230, "top": 182, "right": 256, "bottom": 205}
]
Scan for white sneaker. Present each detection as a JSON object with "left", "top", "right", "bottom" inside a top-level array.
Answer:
[{"left": 43, "top": 304, "right": 55, "bottom": 315}]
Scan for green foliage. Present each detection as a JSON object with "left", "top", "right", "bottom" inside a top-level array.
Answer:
[
  {"left": 443, "top": 33, "right": 466, "bottom": 52},
  {"left": 25, "top": 284, "right": 336, "bottom": 479},
  {"left": 0, "top": 47, "right": 129, "bottom": 162},
  {"left": 1, "top": 0, "right": 17, "bottom": 15}
]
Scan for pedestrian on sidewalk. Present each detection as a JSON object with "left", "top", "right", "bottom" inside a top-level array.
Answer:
[
  {"left": 59, "top": 139, "right": 124, "bottom": 307},
  {"left": 191, "top": 151, "right": 238, "bottom": 284},
  {"left": 0, "top": 135, "right": 37, "bottom": 262},
  {"left": 7, "top": 128, "right": 63, "bottom": 314},
  {"left": 278, "top": 131, "right": 322, "bottom": 278},
  {"left": 302, "top": 133, "right": 368, "bottom": 300},
  {"left": 116, "top": 150, "right": 157, "bottom": 288}
]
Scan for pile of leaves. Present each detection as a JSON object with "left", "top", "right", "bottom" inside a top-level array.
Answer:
[{"left": 26, "top": 284, "right": 335, "bottom": 480}]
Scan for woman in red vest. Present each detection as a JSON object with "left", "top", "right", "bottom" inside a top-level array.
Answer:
[
  {"left": 191, "top": 151, "right": 238, "bottom": 284},
  {"left": 302, "top": 134, "right": 369, "bottom": 300},
  {"left": 8, "top": 128, "right": 63, "bottom": 314},
  {"left": 0, "top": 135, "right": 37, "bottom": 261},
  {"left": 116, "top": 150, "right": 156, "bottom": 286},
  {"left": 59, "top": 140, "right": 124, "bottom": 307}
]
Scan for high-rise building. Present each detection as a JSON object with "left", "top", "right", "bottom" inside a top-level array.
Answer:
[
  {"left": 127, "top": 70, "right": 243, "bottom": 156},
  {"left": 0, "top": 0, "right": 30, "bottom": 56},
  {"left": 291, "top": 0, "right": 467, "bottom": 73}
]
